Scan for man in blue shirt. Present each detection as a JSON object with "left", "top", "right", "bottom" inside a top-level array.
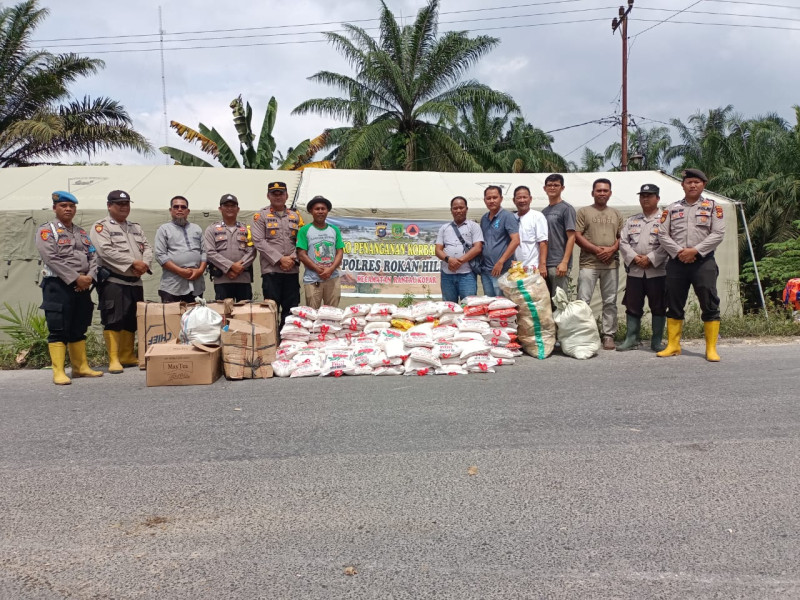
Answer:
[{"left": 479, "top": 186, "right": 520, "bottom": 296}]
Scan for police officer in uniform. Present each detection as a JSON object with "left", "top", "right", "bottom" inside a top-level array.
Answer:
[
  {"left": 657, "top": 169, "right": 726, "bottom": 361},
  {"left": 203, "top": 194, "right": 256, "bottom": 302},
  {"left": 35, "top": 191, "right": 103, "bottom": 385},
  {"left": 617, "top": 184, "right": 669, "bottom": 351},
  {"left": 90, "top": 190, "right": 153, "bottom": 373},
  {"left": 251, "top": 181, "right": 304, "bottom": 331}
]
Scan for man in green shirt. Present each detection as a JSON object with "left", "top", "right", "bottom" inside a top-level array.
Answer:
[{"left": 297, "top": 195, "right": 345, "bottom": 309}]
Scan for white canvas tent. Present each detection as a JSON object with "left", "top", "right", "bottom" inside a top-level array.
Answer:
[
  {"left": 0, "top": 165, "right": 741, "bottom": 320},
  {"left": 296, "top": 168, "right": 742, "bottom": 316}
]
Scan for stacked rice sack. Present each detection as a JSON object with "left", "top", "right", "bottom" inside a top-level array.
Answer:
[
  {"left": 497, "top": 262, "right": 556, "bottom": 359},
  {"left": 272, "top": 299, "right": 524, "bottom": 377}
]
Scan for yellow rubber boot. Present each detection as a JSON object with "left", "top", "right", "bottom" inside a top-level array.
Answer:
[
  {"left": 48, "top": 342, "right": 71, "bottom": 385},
  {"left": 103, "top": 330, "right": 124, "bottom": 374},
  {"left": 68, "top": 340, "right": 103, "bottom": 378},
  {"left": 704, "top": 321, "right": 721, "bottom": 362},
  {"left": 656, "top": 318, "right": 683, "bottom": 357},
  {"left": 118, "top": 330, "right": 138, "bottom": 367}
]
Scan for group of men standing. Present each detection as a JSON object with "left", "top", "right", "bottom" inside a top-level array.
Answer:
[
  {"left": 36, "top": 181, "right": 344, "bottom": 385},
  {"left": 435, "top": 169, "right": 726, "bottom": 361}
]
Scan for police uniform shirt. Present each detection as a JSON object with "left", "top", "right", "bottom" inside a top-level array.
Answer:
[
  {"left": 90, "top": 217, "right": 153, "bottom": 286},
  {"left": 35, "top": 221, "right": 97, "bottom": 284},
  {"left": 658, "top": 196, "right": 726, "bottom": 258},
  {"left": 619, "top": 212, "right": 668, "bottom": 278},
  {"left": 203, "top": 221, "right": 256, "bottom": 283},
  {"left": 251, "top": 208, "right": 304, "bottom": 275},
  {"left": 154, "top": 221, "right": 207, "bottom": 296}
]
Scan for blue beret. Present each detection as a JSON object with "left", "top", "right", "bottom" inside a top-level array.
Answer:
[{"left": 52, "top": 190, "right": 78, "bottom": 204}]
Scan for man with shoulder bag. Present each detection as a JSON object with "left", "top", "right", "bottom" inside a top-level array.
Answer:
[{"left": 435, "top": 196, "right": 484, "bottom": 303}]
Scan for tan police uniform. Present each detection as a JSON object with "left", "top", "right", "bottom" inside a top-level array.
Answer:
[{"left": 204, "top": 220, "right": 256, "bottom": 301}]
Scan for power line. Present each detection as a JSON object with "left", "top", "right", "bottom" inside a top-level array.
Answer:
[
  {"left": 631, "top": 0, "right": 704, "bottom": 39},
  {"left": 704, "top": 0, "right": 800, "bottom": 9},
  {"left": 637, "top": 6, "right": 800, "bottom": 22},
  {"left": 562, "top": 124, "right": 617, "bottom": 158}
]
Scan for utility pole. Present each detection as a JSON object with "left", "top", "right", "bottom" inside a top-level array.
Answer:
[
  {"left": 612, "top": 0, "right": 633, "bottom": 171},
  {"left": 159, "top": 7, "right": 169, "bottom": 165}
]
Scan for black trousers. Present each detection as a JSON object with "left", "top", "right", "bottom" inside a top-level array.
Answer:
[
  {"left": 622, "top": 275, "right": 666, "bottom": 318},
  {"left": 213, "top": 282, "right": 253, "bottom": 302},
  {"left": 98, "top": 281, "right": 143, "bottom": 331},
  {"left": 158, "top": 290, "right": 197, "bottom": 304},
  {"left": 261, "top": 272, "right": 300, "bottom": 331},
  {"left": 665, "top": 256, "right": 720, "bottom": 321},
  {"left": 40, "top": 277, "right": 94, "bottom": 343}
]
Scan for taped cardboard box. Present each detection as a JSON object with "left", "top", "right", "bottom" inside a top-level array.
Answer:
[
  {"left": 230, "top": 300, "right": 277, "bottom": 331},
  {"left": 145, "top": 342, "right": 222, "bottom": 386},
  {"left": 221, "top": 318, "right": 277, "bottom": 380},
  {"left": 206, "top": 298, "right": 235, "bottom": 319},
  {"left": 136, "top": 302, "right": 185, "bottom": 369}
]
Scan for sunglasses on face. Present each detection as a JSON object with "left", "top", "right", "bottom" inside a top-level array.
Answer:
[{"left": 171, "top": 205, "right": 188, "bottom": 210}]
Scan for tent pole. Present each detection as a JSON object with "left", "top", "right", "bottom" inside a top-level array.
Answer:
[{"left": 735, "top": 200, "right": 768, "bottom": 319}]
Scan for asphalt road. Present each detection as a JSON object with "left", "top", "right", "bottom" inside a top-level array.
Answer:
[{"left": 1, "top": 339, "right": 799, "bottom": 599}]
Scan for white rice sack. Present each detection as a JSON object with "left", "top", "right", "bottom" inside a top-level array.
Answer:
[
  {"left": 412, "top": 301, "right": 439, "bottom": 322},
  {"left": 311, "top": 332, "right": 337, "bottom": 343},
  {"left": 460, "top": 339, "right": 491, "bottom": 359},
  {"left": 408, "top": 346, "right": 442, "bottom": 368},
  {"left": 437, "top": 301, "right": 464, "bottom": 315},
  {"left": 432, "top": 325, "right": 457, "bottom": 341},
  {"left": 392, "top": 306, "right": 414, "bottom": 320},
  {"left": 494, "top": 357, "right": 515, "bottom": 367},
  {"left": 311, "top": 319, "right": 343, "bottom": 334},
  {"left": 403, "top": 358, "right": 434, "bottom": 376},
  {"left": 368, "top": 303, "right": 396, "bottom": 318},
  {"left": 290, "top": 306, "right": 318, "bottom": 320},
  {"left": 373, "top": 365, "right": 405, "bottom": 376},
  {"left": 488, "top": 297, "right": 518, "bottom": 311},
  {"left": 341, "top": 316, "right": 367, "bottom": 332},
  {"left": 433, "top": 341, "right": 460, "bottom": 361},
  {"left": 384, "top": 338, "right": 409, "bottom": 361},
  {"left": 284, "top": 316, "right": 313, "bottom": 330},
  {"left": 370, "top": 354, "right": 402, "bottom": 368},
  {"left": 317, "top": 305, "right": 345, "bottom": 322},
  {"left": 352, "top": 345, "right": 382, "bottom": 367},
  {"left": 344, "top": 303, "right": 371, "bottom": 317},
  {"left": 364, "top": 321, "right": 391, "bottom": 333},
  {"left": 435, "top": 365, "right": 468, "bottom": 375},
  {"left": 437, "top": 313, "right": 459, "bottom": 325},
  {"left": 276, "top": 342, "right": 306, "bottom": 361},
  {"left": 484, "top": 329, "right": 512, "bottom": 346},
  {"left": 305, "top": 340, "right": 328, "bottom": 349},
  {"left": 376, "top": 328, "right": 403, "bottom": 349},
  {"left": 453, "top": 331, "right": 484, "bottom": 343},
  {"left": 292, "top": 349, "right": 322, "bottom": 368},
  {"left": 490, "top": 346, "right": 516, "bottom": 359},
  {"left": 465, "top": 353, "right": 493, "bottom": 368},
  {"left": 280, "top": 324, "right": 311, "bottom": 339},
  {"left": 467, "top": 363, "right": 496, "bottom": 374},
  {"left": 290, "top": 364, "right": 322, "bottom": 378},
  {"left": 402, "top": 328, "right": 434, "bottom": 349},
  {"left": 552, "top": 287, "right": 602, "bottom": 360},
  {"left": 490, "top": 317, "right": 518, "bottom": 328},
  {"left": 353, "top": 365, "right": 374, "bottom": 376},
  {"left": 320, "top": 350, "right": 357, "bottom": 377},
  {"left": 510, "top": 349, "right": 524, "bottom": 357},
  {"left": 457, "top": 318, "right": 491, "bottom": 334},
  {"left": 365, "top": 313, "right": 393, "bottom": 323},
  {"left": 272, "top": 359, "right": 295, "bottom": 377},
  {"left": 463, "top": 295, "right": 494, "bottom": 307},
  {"left": 324, "top": 338, "right": 351, "bottom": 351}
]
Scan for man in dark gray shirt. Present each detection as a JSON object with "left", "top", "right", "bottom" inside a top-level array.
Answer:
[
  {"left": 479, "top": 186, "right": 519, "bottom": 297},
  {"left": 154, "top": 196, "right": 207, "bottom": 303},
  {"left": 540, "top": 173, "right": 576, "bottom": 299}
]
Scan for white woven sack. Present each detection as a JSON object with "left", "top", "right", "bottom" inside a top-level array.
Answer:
[
  {"left": 552, "top": 287, "right": 601, "bottom": 360},
  {"left": 180, "top": 299, "right": 222, "bottom": 345}
]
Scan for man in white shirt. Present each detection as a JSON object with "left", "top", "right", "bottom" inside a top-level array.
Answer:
[{"left": 513, "top": 185, "right": 548, "bottom": 275}]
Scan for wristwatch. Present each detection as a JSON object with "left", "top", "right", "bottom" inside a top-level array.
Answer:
[{"left": 444, "top": 255, "right": 450, "bottom": 262}]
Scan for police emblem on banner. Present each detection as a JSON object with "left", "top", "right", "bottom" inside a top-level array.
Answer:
[
  {"left": 391, "top": 223, "right": 404, "bottom": 239},
  {"left": 375, "top": 222, "right": 388, "bottom": 238}
]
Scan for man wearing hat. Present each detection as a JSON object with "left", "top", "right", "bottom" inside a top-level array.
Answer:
[
  {"left": 154, "top": 196, "right": 207, "bottom": 304},
  {"left": 35, "top": 191, "right": 103, "bottom": 384},
  {"left": 297, "top": 195, "right": 344, "bottom": 309},
  {"left": 616, "top": 184, "right": 668, "bottom": 351},
  {"left": 657, "top": 169, "right": 726, "bottom": 361},
  {"left": 251, "top": 182, "right": 304, "bottom": 330},
  {"left": 90, "top": 190, "right": 153, "bottom": 373},
  {"left": 204, "top": 194, "right": 256, "bottom": 302}
]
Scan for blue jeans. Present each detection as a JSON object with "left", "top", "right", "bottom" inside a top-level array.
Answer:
[
  {"left": 480, "top": 273, "right": 504, "bottom": 297},
  {"left": 440, "top": 272, "right": 478, "bottom": 303}
]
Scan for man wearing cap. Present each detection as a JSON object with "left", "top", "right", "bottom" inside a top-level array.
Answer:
[
  {"left": 251, "top": 181, "right": 304, "bottom": 330},
  {"left": 204, "top": 194, "right": 256, "bottom": 302},
  {"left": 297, "top": 196, "right": 344, "bottom": 309},
  {"left": 616, "top": 184, "right": 668, "bottom": 351},
  {"left": 154, "top": 196, "right": 207, "bottom": 303},
  {"left": 35, "top": 191, "right": 103, "bottom": 385},
  {"left": 90, "top": 190, "right": 153, "bottom": 373},
  {"left": 657, "top": 168, "right": 726, "bottom": 361}
]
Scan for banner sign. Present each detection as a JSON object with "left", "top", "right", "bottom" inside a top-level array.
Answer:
[{"left": 328, "top": 216, "right": 449, "bottom": 298}]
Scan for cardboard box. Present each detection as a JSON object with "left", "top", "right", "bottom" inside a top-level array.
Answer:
[
  {"left": 145, "top": 342, "right": 222, "bottom": 386},
  {"left": 136, "top": 302, "right": 185, "bottom": 369},
  {"left": 220, "top": 318, "right": 277, "bottom": 379},
  {"left": 206, "top": 298, "right": 235, "bottom": 319},
  {"left": 230, "top": 300, "right": 277, "bottom": 331}
]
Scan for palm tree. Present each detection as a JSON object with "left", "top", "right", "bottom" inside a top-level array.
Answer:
[
  {"left": 161, "top": 95, "right": 332, "bottom": 170},
  {"left": 577, "top": 147, "right": 606, "bottom": 172},
  {"left": 604, "top": 126, "right": 672, "bottom": 171},
  {"left": 494, "top": 118, "right": 568, "bottom": 173},
  {"left": 0, "top": 0, "right": 152, "bottom": 167},
  {"left": 292, "top": 0, "right": 519, "bottom": 171}
]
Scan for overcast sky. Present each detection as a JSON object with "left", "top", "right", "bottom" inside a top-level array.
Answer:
[{"left": 30, "top": 0, "right": 800, "bottom": 169}]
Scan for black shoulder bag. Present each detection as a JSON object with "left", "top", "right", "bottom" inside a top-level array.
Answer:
[{"left": 450, "top": 222, "right": 482, "bottom": 274}]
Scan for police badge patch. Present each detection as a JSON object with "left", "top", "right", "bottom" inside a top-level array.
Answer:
[
  {"left": 95, "top": 224, "right": 103, "bottom": 233},
  {"left": 715, "top": 206, "right": 724, "bottom": 219},
  {"left": 40, "top": 229, "right": 49, "bottom": 241},
  {"left": 660, "top": 209, "right": 668, "bottom": 224}
]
